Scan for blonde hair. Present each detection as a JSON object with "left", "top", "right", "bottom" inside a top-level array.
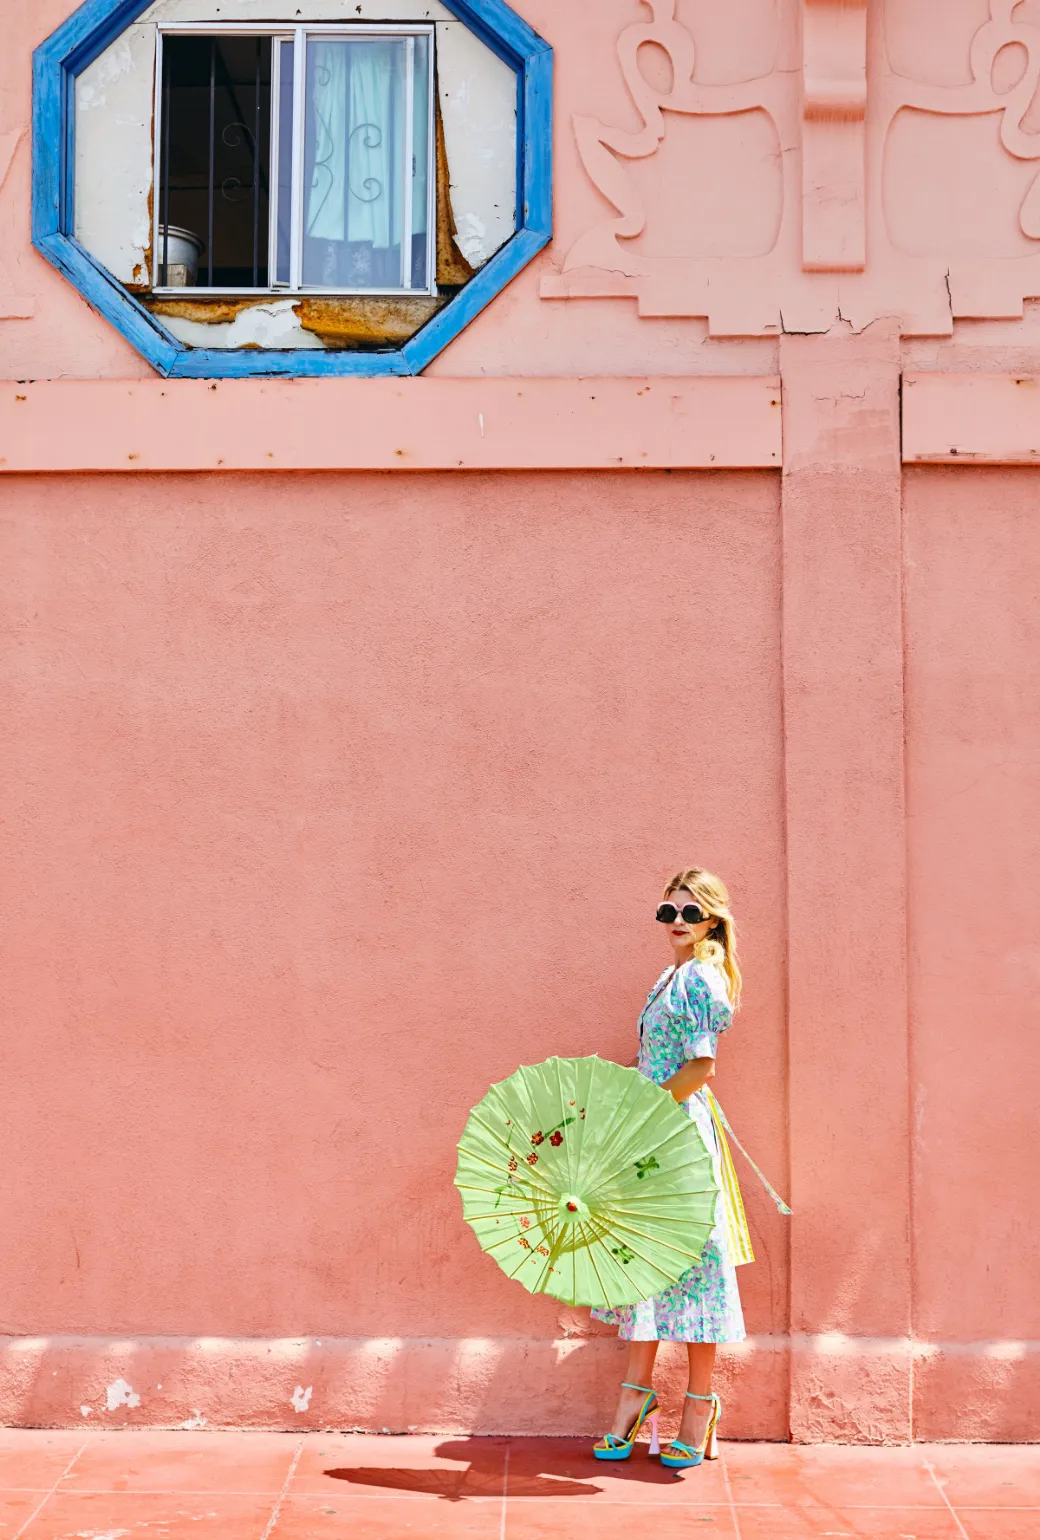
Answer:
[{"left": 664, "top": 867, "right": 742, "bottom": 1010}]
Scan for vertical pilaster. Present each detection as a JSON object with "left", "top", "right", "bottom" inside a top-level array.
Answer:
[{"left": 781, "top": 325, "right": 911, "bottom": 1442}]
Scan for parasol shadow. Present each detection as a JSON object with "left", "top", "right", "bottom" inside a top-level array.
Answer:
[
  {"left": 321, "top": 1467, "right": 596, "bottom": 1500},
  {"left": 490, "top": 1435, "right": 684, "bottom": 1489},
  {"left": 323, "top": 1435, "right": 683, "bottom": 1499}
]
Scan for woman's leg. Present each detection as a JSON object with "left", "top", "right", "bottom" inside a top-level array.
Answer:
[
  {"left": 674, "top": 1342, "right": 717, "bottom": 1449},
  {"left": 607, "top": 1340, "right": 660, "bottom": 1437}
]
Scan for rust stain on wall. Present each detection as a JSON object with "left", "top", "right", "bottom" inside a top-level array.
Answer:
[
  {"left": 294, "top": 295, "right": 445, "bottom": 348},
  {"left": 436, "top": 92, "right": 475, "bottom": 288},
  {"left": 130, "top": 92, "right": 156, "bottom": 294},
  {"left": 127, "top": 180, "right": 154, "bottom": 293},
  {"left": 145, "top": 297, "right": 263, "bottom": 324}
]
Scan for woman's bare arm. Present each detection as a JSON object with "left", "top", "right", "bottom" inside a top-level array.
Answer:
[{"left": 662, "top": 1057, "right": 715, "bottom": 1103}]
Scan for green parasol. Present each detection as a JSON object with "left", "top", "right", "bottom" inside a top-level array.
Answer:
[{"left": 454, "top": 1055, "right": 719, "bottom": 1309}]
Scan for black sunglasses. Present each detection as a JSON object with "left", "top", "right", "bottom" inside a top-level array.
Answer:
[{"left": 656, "top": 902, "right": 708, "bottom": 926}]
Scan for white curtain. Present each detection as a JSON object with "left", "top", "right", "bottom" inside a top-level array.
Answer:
[
  {"left": 411, "top": 36, "right": 429, "bottom": 245},
  {"left": 305, "top": 40, "right": 399, "bottom": 251}
]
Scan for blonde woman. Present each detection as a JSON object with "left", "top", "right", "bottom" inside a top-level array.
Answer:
[{"left": 592, "top": 868, "right": 745, "bottom": 1470}]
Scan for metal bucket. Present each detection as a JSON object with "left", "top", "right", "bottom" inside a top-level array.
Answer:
[{"left": 156, "top": 225, "right": 204, "bottom": 287}]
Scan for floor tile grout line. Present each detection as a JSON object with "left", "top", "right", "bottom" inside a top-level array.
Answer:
[
  {"left": 498, "top": 1442, "right": 510, "bottom": 1540},
  {"left": 1, "top": 1488, "right": 332, "bottom": 1498},
  {"left": 258, "top": 1437, "right": 305, "bottom": 1540},
  {"left": 719, "top": 1444, "right": 744, "bottom": 1540},
  {"left": 2, "top": 1488, "right": 1037, "bottom": 1510},
  {"left": 12, "top": 1439, "right": 92, "bottom": 1540},
  {"left": 924, "top": 1461, "right": 972, "bottom": 1540}
]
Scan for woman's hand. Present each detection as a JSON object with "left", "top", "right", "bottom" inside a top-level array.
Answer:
[{"left": 662, "top": 1057, "right": 716, "bottom": 1103}]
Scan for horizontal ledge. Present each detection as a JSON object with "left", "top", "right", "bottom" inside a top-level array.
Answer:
[
  {"left": 0, "top": 377, "right": 782, "bottom": 472},
  {"left": 903, "top": 371, "right": 1040, "bottom": 463}
]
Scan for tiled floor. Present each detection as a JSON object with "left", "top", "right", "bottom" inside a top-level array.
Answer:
[{"left": 0, "top": 1429, "right": 1036, "bottom": 1539}]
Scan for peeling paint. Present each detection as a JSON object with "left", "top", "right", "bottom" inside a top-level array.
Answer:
[
  {"left": 291, "top": 1384, "right": 313, "bottom": 1412},
  {"left": 80, "top": 1404, "right": 92, "bottom": 1417},
  {"left": 435, "top": 97, "right": 475, "bottom": 286},
  {"left": 76, "top": 34, "right": 135, "bottom": 110},
  {"left": 146, "top": 298, "right": 268, "bottom": 325},
  {"left": 148, "top": 292, "right": 447, "bottom": 350},
  {"left": 294, "top": 294, "right": 444, "bottom": 348},
  {"left": 454, "top": 211, "right": 488, "bottom": 270},
  {"left": 158, "top": 300, "right": 327, "bottom": 352},
  {"left": 437, "top": 22, "right": 516, "bottom": 267},
  {"left": 104, "top": 1378, "right": 140, "bottom": 1411},
  {"left": 180, "top": 1409, "right": 207, "bottom": 1429},
  {"left": 75, "top": 26, "right": 154, "bottom": 282}
]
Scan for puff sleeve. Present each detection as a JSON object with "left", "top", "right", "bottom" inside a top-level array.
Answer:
[{"left": 670, "top": 962, "right": 731, "bottom": 1062}]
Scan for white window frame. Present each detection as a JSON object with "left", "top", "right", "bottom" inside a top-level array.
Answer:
[{"left": 152, "top": 21, "right": 437, "bottom": 298}]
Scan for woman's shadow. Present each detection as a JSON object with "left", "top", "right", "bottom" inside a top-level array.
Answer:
[{"left": 323, "top": 1436, "right": 678, "bottom": 1501}]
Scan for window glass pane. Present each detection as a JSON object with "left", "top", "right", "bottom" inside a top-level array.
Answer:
[
  {"left": 159, "top": 35, "right": 271, "bottom": 288},
  {"left": 275, "top": 39, "right": 294, "bottom": 285},
  {"left": 410, "top": 34, "right": 430, "bottom": 289},
  {"left": 303, "top": 36, "right": 411, "bottom": 289}
]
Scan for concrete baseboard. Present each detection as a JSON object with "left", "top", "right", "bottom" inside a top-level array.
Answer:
[{"left": 0, "top": 1335, "right": 1034, "bottom": 1441}]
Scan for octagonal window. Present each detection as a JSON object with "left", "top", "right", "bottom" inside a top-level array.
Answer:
[{"left": 35, "top": 0, "right": 551, "bottom": 375}]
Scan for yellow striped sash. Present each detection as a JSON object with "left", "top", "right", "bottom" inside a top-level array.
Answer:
[{"left": 703, "top": 1088, "right": 791, "bottom": 1268}]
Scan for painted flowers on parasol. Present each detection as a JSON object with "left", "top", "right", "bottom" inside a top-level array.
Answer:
[{"left": 454, "top": 1055, "right": 719, "bottom": 1309}]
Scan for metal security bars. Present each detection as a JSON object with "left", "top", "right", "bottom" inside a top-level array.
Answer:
[
  {"left": 157, "top": 35, "right": 271, "bottom": 288},
  {"left": 153, "top": 23, "right": 436, "bottom": 296}
]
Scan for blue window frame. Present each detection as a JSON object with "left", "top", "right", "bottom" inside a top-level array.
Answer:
[{"left": 33, "top": 0, "right": 552, "bottom": 378}]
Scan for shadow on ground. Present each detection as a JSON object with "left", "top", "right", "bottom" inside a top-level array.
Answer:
[{"left": 324, "top": 1435, "right": 683, "bottom": 1500}]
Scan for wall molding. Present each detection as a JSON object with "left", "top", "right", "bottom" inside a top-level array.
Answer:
[
  {"left": 0, "top": 376, "right": 782, "bottom": 471},
  {"left": 8, "top": 371, "right": 1040, "bottom": 471},
  {"left": 903, "top": 372, "right": 1040, "bottom": 463}
]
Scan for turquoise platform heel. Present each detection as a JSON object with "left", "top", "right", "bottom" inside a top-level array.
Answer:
[
  {"left": 660, "top": 1390, "right": 721, "bottom": 1470},
  {"left": 592, "top": 1382, "right": 661, "bottom": 1461}
]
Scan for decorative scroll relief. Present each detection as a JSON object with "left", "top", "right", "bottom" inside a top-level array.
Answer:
[
  {"left": 543, "top": 0, "right": 797, "bottom": 336},
  {"left": 876, "top": 0, "right": 1040, "bottom": 321},
  {"left": 542, "top": 0, "right": 1040, "bottom": 337}
]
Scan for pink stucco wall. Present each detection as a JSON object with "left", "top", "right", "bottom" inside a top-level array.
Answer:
[
  {"left": 905, "top": 468, "right": 1040, "bottom": 1442},
  {"left": 0, "top": 470, "right": 790, "bottom": 1436},
  {"left": 3, "top": 0, "right": 1040, "bottom": 1443}
]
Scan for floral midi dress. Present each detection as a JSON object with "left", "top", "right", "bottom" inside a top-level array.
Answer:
[{"left": 591, "top": 959, "right": 746, "bottom": 1343}]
